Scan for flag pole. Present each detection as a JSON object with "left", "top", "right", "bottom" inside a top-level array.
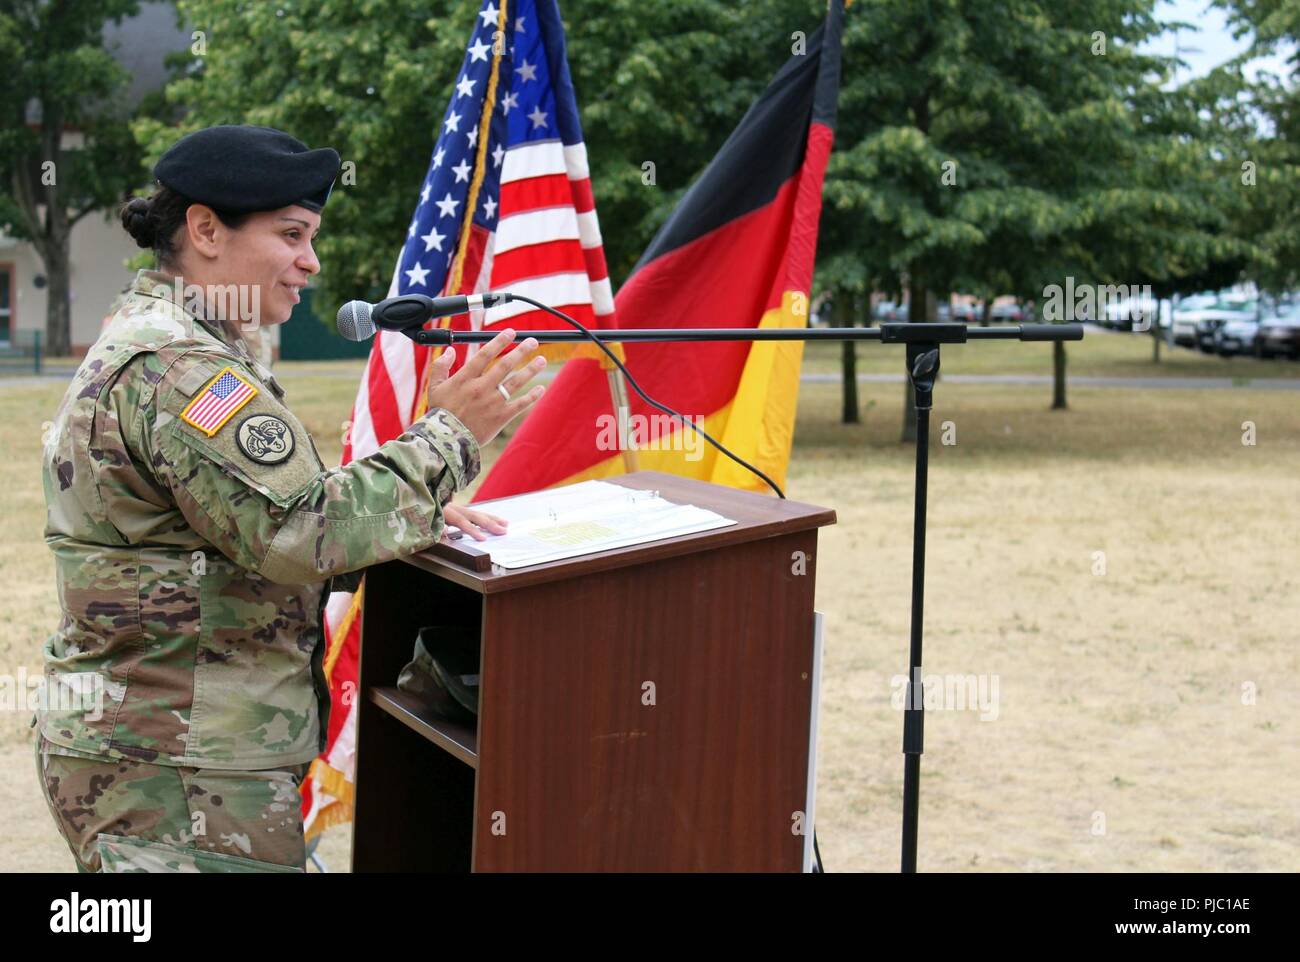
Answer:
[{"left": 607, "top": 363, "right": 640, "bottom": 473}]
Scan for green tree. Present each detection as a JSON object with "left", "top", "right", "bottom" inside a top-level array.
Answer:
[
  {"left": 817, "top": 0, "right": 1247, "bottom": 431},
  {"left": 1212, "top": 0, "right": 1300, "bottom": 293},
  {"left": 0, "top": 0, "right": 149, "bottom": 355}
]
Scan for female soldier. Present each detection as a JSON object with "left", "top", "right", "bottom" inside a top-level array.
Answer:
[{"left": 34, "top": 125, "right": 546, "bottom": 872}]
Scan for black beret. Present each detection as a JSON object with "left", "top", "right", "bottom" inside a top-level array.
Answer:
[{"left": 154, "top": 124, "right": 341, "bottom": 213}]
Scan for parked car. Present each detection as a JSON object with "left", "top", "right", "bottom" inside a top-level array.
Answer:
[
  {"left": 1171, "top": 293, "right": 1219, "bottom": 347},
  {"left": 988, "top": 301, "right": 1024, "bottom": 323},
  {"left": 1256, "top": 304, "right": 1300, "bottom": 359},
  {"left": 1213, "top": 318, "right": 1259, "bottom": 356},
  {"left": 1195, "top": 298, "right": 1257, "bottom": 353},
  {"left": 1103, "top": 295, "right": 1163, "bottom": 332},
  {"left": 935, "top": 303, "right": 978, "bottom": 322},
  {"left": 874, "top": 301, "right": 904, "bottom": 322}
]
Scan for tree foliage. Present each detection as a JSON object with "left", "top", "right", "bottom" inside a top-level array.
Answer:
[
  {"left": 816, "top": 0, "right": 1253, "bottom": 307},
  {"left": 1210, "top": 0, "right": 1300, "bottom": 293},
  {"left": 140, "top": 0, "right": 821, "bottom": 318}
]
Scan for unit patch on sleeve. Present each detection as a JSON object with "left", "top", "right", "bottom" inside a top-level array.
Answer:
[
  {"left": 235, "top": 413, "right": 296, "bottom": 465},
  {"left": 180, "top": 367, "right": 259, "bottom": 437}
]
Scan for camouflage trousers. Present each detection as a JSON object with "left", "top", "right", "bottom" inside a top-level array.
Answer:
[{"left": 35, "top": 736, "right": 308, "bottom": 873}]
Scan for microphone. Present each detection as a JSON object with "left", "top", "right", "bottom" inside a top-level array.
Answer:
[{"left": 336, "top": 292, "right": 514, "bottom": 341}]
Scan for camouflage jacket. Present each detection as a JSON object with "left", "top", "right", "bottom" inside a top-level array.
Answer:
[{"left": 37, "top": 270, "right": 480, "bottom": 770}]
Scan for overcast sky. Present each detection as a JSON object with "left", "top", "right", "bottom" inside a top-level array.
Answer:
[{"left": 1146, "top": 0, "right": 1295, "bottom": 81}]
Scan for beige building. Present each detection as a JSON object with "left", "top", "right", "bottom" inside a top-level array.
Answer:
[
  {"left": 1, "top": 207, "right": 139, "bottom": 357},
  {"left": 1, "top": 2, "right": 275, "bottom": 363}
]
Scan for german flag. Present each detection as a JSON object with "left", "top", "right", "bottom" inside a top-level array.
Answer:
[{"left": 474, "top": 0, "right": 845, "bottom": 500}]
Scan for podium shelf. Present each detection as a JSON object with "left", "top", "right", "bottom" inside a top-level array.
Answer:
[{"left": 369, "top": 686, "right": 479, "bottom": 769}]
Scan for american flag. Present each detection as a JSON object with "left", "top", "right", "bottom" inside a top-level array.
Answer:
[
  {"left": 181, "top": 369, "right": 257, "bottom": 436},
  {"left": 343, "top": 0, "right": 615, "bottom": 462},
  {"left": 302, "top": 0, "right": 615, "bottom": 839}
]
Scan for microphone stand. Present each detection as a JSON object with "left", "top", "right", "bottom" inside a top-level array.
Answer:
[{"left": 412, "top": 318, "right": 1084, "bottom": 872}]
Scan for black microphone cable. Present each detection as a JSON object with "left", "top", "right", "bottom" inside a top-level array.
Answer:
[{"left": 503, "top": 294, "right": 787, "bottom": 500}]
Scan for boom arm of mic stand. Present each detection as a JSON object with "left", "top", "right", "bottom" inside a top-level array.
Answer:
[{"left": 410, "top": 323, "right": 1084, "bottom": 345}]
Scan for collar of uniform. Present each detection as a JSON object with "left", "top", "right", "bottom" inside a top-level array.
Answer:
[
  {"left": 130, "top": 269, "right": 244, "bottom": 351},
  {"left": 129, "top": 269, "right": 287, "bottom": 400}
]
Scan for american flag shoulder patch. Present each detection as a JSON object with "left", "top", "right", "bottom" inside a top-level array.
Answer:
[{"left": 180, "top": 366, "right": 259, "bottom": 437}]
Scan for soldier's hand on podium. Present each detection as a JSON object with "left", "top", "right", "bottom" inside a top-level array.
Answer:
[
  {"left": 426, "top": 328, "right": 547, "bottom": 445},
  {"left": 444, "top": 503, "right": 508, "bottom": 541}
]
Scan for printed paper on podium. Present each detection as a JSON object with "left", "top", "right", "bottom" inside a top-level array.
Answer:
[{"left": 445, "top": 480, "right": 736, "bottom": 569}]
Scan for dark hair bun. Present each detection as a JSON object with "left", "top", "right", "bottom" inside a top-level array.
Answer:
[{"left": 120, "top": 196, "right": 155, "bottom": 248}]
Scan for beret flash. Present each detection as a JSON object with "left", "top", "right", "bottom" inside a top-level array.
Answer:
[{"left": 154, "top": 125, "right": 342, "bottom": 213}]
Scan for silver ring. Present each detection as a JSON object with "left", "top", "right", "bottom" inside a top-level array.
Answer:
[{"left": 497, "top": 383, "right": 511, "bottom": 401}]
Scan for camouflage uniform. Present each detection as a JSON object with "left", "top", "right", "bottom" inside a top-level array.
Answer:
[
  {"left": 35, "top": 269, "right": 480, "bottom": 871},
  {"left": 35, "top": 736, "right": 309, "bottom": 872}
]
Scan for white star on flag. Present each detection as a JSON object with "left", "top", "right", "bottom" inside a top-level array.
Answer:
[
  {"left": 421, "top": 226, "right": 445, "bottom": 252},
  {"left": 456, "top": 75, "right": 476, "bottom": 99},
  {"left": 492, "top": 143, "right": 505, "bottom": 167},
  {"left": 478, "top": 3, "right": 498, "bottom": 27},
  {"left": 432, "top": 146, "right": 445, "bottom": 168},
  {"left": 404, "top": 262, "right": 430, "bottom": 287},
  {"left": 527, "top": 106, "right": 548, "bottom": 129},
  {"left": 444, "top": 110, "right": 461, "bottom": 133},
  {"left": 483, "top": 197, "right": 497, "bottom": 220},
  {"left": 436, "top": 193, "right": 460, "bottom": 218},
  {"left": 467, "top": 125, "right": 479, "bottom": 148},
  {"left": 420, "top": 183, "right": 431, "bottom": 204},
  {"left": 501, "top": 91, "right": 519, "bottom": 115},
  {"left": 452, "top": 158, "right": 472, "bottom": 183},
  {"left": 516, "top": 16, "right": 526, "bottom": 32},
  {"left": 468, "top": 37, "right": 491, "bottom": 62},
  {"left": 516, "top": 59, "right": 537, "bottom": 82}
]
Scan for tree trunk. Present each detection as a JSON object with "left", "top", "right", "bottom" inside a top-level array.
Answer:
[
  {"left": 980, "top": 300, "right": 991, "bottom": 326},
  {"left": 839, "top": 293, "right": 859, "bottom": 424},
  {"left": 45, "top": 250, "right": 72, "bottom": 356},
  {"left": 12, "top": 108, "right": 75, "bottom": 356},
  {"left": 900, "top": 280, "right": 931, "bottom": 442},
  {"left": 1052, "top": 339, "right": 1068, "bottom": 410},
  {"left": 1150, "top": 298, "right": 1163, "bottom": 364},
  {"left": 42, "top": 112, "right": 74, "bottom": 357}
]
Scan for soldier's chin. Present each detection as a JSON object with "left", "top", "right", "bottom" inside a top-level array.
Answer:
[{"left": 267, "top": 293, "right": 295, "bottom": 325}]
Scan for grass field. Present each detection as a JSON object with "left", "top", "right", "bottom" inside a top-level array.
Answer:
[
  {"left": 801, "top": 324, "right": 1300, "bottom": 379},
  {"left": 3, "top": 329, "right": 1298, "bottom": 872}
]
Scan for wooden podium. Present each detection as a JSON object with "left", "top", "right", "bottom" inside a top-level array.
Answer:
[{"left": 351, "top": 470, "right": 835, "bottom": 871}]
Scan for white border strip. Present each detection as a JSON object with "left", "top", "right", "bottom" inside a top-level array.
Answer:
[{"left": 803, "top": 610, "right": 824, "bottom": 873}]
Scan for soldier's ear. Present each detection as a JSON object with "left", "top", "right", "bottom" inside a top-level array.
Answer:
[{"left": 185, "top": 205, "right": 224, "bottom": 260}]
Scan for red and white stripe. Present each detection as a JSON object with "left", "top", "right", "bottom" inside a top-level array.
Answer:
[{"left": 467, "top": 138, "right": 616, "bottom": 330}]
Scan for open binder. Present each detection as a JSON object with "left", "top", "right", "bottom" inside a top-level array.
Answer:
[{"left": 432, "top": 479, "right": 736, "bottom": 569}]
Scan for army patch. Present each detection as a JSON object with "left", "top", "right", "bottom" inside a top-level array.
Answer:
[
  {"left": 180, "top": 367, "right": 258, "bottom": 437},
  {"left": 236, "top": 414, "right": 296, "bottom": 465}
]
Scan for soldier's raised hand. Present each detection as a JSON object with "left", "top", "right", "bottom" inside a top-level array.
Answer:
[{"left": 426, "top": 329, "right": 546, "bottom": 446}]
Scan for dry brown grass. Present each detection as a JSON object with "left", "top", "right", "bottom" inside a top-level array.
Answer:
[{"left": 4, "top": 338, "right": 1297, "bottom": 871}]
